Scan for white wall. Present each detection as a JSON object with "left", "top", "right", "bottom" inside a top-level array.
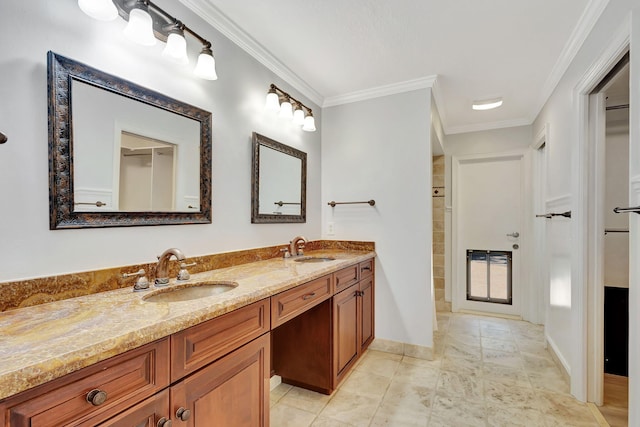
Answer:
[
  {"left": 0, "top": 0, "right": 321, "bottom": 281},
  {"left": 531, "top": 0, "right": 639, "bottom": 404},
  {"left": 322, "top": 89, "right": 434, "bottom": 348}
]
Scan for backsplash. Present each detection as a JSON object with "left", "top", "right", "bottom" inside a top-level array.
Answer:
[{"left": 0, "top": 240, "right": 374, "bottom": 312}]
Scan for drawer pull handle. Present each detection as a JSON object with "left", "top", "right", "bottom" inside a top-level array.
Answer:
[
  {"left": 86, "top": 389, "right": 108, "bottom": 406},
  {"left": 176, "top": 407, "right": 192, "bottom": 421},
  {"left": 302, "top": 292, "right": 316, "bottom": 300},
  {"left": 362, "top": 266, "right": 371, "bottom": 271},
  {"left": 157, "top": 417, "right": 173, "bottom": 427}
]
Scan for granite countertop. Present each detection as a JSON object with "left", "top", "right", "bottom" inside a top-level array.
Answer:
[{"left": 0, "top": 249, "right": 374, "bottom": 401}]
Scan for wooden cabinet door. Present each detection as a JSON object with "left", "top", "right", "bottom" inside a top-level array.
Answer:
[
  {"left": 359, "top": 277, "right": 375, "bottom": 351},
  {"left": 96, "top": 389, "right": 170, "bottom": 427},
  {"left": 332, "top": 284, "right": 359, "bottom": 384},
  {"left": 170, "top": 334, "right": 270, "bottom": 427}
]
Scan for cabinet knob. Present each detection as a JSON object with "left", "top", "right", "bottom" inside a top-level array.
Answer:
[
  {"left": 157, "top": 418, "right": 172, "bottom": 427},
  {"left": 86, "top": 389, "right": 108, "bottom": 406},
  {"left": 176, "top": 407, "right": 192, "bottom": 421}
]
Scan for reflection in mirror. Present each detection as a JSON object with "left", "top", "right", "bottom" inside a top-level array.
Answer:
[
  {"left": 251, "top": 133, "right": 306, "bottom": 223},
  {"left": 47, "top": 51, "right": 212, "bottom": 229}
]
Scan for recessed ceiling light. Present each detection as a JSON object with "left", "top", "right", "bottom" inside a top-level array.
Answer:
[{"left": 472, "top": 98, "right": 503, "bottom": 111}]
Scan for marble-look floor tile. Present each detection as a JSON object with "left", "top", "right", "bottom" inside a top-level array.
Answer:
[
  {"left": 393, "top": 361, "right": 440, "bottom": 388},
  {"left": 279, "top": 386, "right": 332, "bottom": 414},
  {"left": 444, "top": 339, "right": 482, "bottom": 361},
  {"left": 484, "top": 380, "right": 541, "bottom": 411},
  {"left": 436, "top": 370, "right": 484, "bottom": 402},
  {"left": 481, "top": 336, "right": 518, "bottom": 353},
  {"left": 402, "top": 354, "right": 443, "bottom": 371},
  {"left": 379, "top": 381, "right": 435, "bottom": 417},
  {"left": 339, "top": 370, "right": 391, "bottom": 399},
  {"left": 482, "top": 362, "right": 531, "bottom": 388},
  {"left": 527, "top": 369, "right": 570, "bottom": 394},
  {"left": 310, "top": 417, "right": 354, "bottom": 427},
  {"left": 480, "top": 325, "right": 514, "bottom": 340},
  {"left": 271, "top": 382, "right": 293, "bottom": 402},
  {"left": 537, "top": 390, "right": 598, "bottom": 423},
  {"left": 483, "top": 348, "right": 524, "bottom": 369},
  {"left": 370, "top": 404, "right": 429, "bottom": 426},
  {"left": 355, "top": 353, "right": 401, "bottom": 378},
  {"left": 271, "top": 402, "right": 317, "bottom": 427},
  {"left": 319, "top": 389, "right": 381, "bottom": 427},
  {"left": 522, "top": 352, "right": 557, "bottom": 372},
  {"left": 441, "top": 354, "right": 483, "bottom": 378},
  {"left": 486, "top": 406, "right": 546, "bottom": 427},
  {"left": 430, "top": 390, "right": 487, "bottom": 426}
]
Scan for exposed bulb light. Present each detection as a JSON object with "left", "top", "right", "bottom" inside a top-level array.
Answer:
[
  {"left": 194, "top": 45, "right": 218, "bottom": 80},
  {"left": 123, "top": 1, "right": 156, "bottom": 46},
  {"left": 279, "top": 97, "right": 293, "bottom": 119},
  {"left": 265, "top": 87, "right": 280, "bottom": 112},
  {"left": 302, "top": 113, "right": 316, "bottom": 132},
  {"left": 265, "top": 83, "right": 317, "bottom": 132},
  {"left": 472, "top": 98, "right": 503, "bottom": 111},
  {"left": 78, "top": 0, "right": 118, "bottom": 21},
  {"left": 292, "top": 103, "right": 305, "bottom": 125},
  {"left": 162, "top": 26, "right": 188, "bottom": 64}
]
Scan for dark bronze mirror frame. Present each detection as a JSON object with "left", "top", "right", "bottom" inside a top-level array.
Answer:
[
  {"left": 47, "top": 51, "right": 212, "bottom": 229},
  {"left": 251, "top": 132, "right": 307, "bottom": 223}
]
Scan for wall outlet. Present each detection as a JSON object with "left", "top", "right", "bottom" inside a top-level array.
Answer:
[{"left": 327, "top": 222, "right": 335, "bottom": 235}]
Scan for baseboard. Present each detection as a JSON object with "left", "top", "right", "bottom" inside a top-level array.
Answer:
[
  {"left": 458, "top": 309, "right": 521, "bottom": 320},
  {"left": 269, "top": 375, "right": 282, "bottom": 391},
  {"left": 369, "top": 338, "right": 433, "bottom": 360},
  {"left": 546, "top": 334, "right": 571, "bottom": 382}
]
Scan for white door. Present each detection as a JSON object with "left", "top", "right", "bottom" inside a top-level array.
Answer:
[{"left": 452, "top": 152, "right": 525, "bottom": 317}]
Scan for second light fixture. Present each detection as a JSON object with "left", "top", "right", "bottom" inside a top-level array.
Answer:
[{"left": 265, "top": 84, "right": 316, "bottom": 132}]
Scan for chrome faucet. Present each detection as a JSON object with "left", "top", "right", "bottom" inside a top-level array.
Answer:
[
  {"left": 289, "top": 236, "right": 308, "bottom": 257},
  {"left": 155, "top": 248, "right": 186, "bottom": 286}
]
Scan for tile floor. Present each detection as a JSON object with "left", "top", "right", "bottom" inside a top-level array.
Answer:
[{"left": 270, "top": 312, "right": 602, "bottom": 426}]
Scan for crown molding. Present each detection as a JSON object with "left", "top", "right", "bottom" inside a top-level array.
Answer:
[
  {"left": 529, "top": 0, "right": 610, "bottom": 122},
  {"left": 446, "top": 117, "right": 532, "bottom": 135},
  {"left": 178, "top": 0, "right": 324, "bottom": 106},
  {"left": 323, "top": 76, "right": 438, "bottom": 107}
]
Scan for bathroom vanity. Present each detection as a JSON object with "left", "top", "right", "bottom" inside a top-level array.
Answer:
[{"left": 0, "top": 249, "right": 374, "bottom": 426}]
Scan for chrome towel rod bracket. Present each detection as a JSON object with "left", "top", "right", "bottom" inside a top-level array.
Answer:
[
  {"left": 613, "top": 206, "right": 640, "bottom": 215},
  {"left": 328, "top": 200, "right": 376, "bottom": 207}
]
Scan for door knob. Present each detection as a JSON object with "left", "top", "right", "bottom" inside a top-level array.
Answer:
[{"left": 506, "top": 232, "right": 520, "bottom": 238}]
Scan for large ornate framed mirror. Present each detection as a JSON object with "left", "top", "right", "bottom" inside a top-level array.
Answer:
[
  {"left": 251, "top": 133, "right": 306, "bottom": 223},
  {"left": 47, "top": 51, "right": 212, "bottom": 229}
]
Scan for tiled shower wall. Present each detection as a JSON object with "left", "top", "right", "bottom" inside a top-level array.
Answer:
[{"left": 433, "top": 156, "right": 450, "bottom": 311}]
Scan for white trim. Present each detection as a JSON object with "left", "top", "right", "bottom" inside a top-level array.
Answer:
[
  {"left": 572, "top": 14, "right": 630, "bottom": 404},
  {"left": 546, "top": 194, "right": 572, "bottom": 209},
  {"left": 547, "top": 333, "right": 572, "bottom": 378},
  {"left": 451, "top": 149, "right": 528, "bottom": 317},
  {"left": 528, "top": 0, "right": 611, "bottom": 123},
  {"left": 322, "top": 76, "right": 437, "bottom": 107},
  {"left": 446, "top": 118, "right": 532, "bottom": 135},
  {"left": 178, "top": 0, "right": 323, "bottom": 107}
]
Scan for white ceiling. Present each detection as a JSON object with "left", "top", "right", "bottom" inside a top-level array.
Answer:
[{"left": 181, "top": 0, "right": 607, "bottom": 134}]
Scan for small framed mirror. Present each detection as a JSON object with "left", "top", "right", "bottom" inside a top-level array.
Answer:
[
  {"left": 251, "top": 133, "right": 306, "bottom": 223},
  {"left": 47, "top": 52, "right": 212, "bottom": 229}
]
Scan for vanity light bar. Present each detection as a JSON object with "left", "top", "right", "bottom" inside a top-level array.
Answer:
[
  {"left": 78, "top": 0, "right": 217, "bottom": 80},
  {"left": 265, "top": 84, "right": 316, "bottom": 132}
]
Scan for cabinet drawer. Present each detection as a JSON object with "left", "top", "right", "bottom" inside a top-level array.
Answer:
[
  {"left": 2, "top": 339, "right": 170, "bottom": 427},
  {"left": 271, "top": 275, "right": 332, "bottom": 328},
  {"left": 96, "top": 389, "right": 169, "bottom": 427},
  {"left": 359, "top": 259, "right": 374, "bottom": 279},
  {"left": 334, "top": 264, "right": 359, "bottom": 293},
  {"left": 171, "top": 299, "right": 270, "bottom": 382}
]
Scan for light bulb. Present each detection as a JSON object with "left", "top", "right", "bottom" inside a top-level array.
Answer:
[
  {"left": 472, "top": 97, "right": 503, "bottom": 111},
  {"left": 279, "top": 99, "right": 293, "bottom": 119},
  {"left": 302, "top": 115, "right": 316, "bottom": 132},
  {"left": 162, "top": 31, "right": 188, "bottom": 64},
  {"left": 78, "top": 0, "right": 118, "bottom": 21},
  {"left": 265, "top": 89, "right": 280, "bottom": 112},
  {"left": 194, "top": 46, "right": 218, "bottom": 80},
  {"left": 123, "top": 4, "right": 156, "bottom": 46},
  {"left": 293, "top": 105, "right": 305, "bottom": 125}
]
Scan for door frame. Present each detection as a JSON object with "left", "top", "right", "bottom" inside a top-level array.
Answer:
[
  {"left": 451, "top": 149, "right": 528, "bottom": 318},
  {"left": 529, "top": 125, "right": 549, "bottom": 326},
  {"left": 572, "top": 16, "right": 630, "bottom": 403}
]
